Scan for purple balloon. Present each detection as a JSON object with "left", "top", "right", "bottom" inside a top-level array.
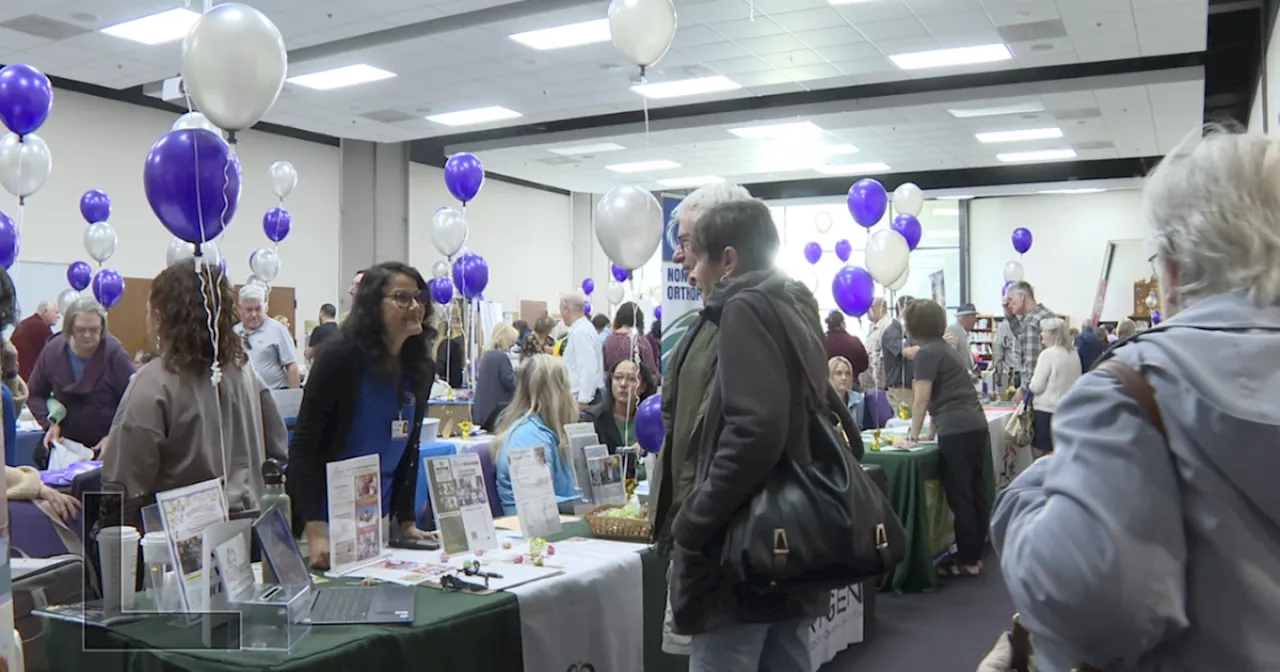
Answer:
[
  {"left": 1002, "top": 281, "right": 1014, "bottom": 296},
  {"left": 654, "top": 305, "right": 662, "bottom": 320},
  {"left": 803, "top": 241, "right": 822, "bottom": 265},
  {"left": 263, "top": 207, "right": 291, "bottom": 243},
  {"left": 0, "top": 211, "right": 15, "bottom": 270},
  {"left": 92, "top": 268, "right": 125, "bottom": 309},
  {"left": 1012, "top": 227, "right": 1033, "bottom": 254},
  {"left": 582, "top": 278, "right": 595, "bottom": 295},
  {"left": 444, "top": 152, "right": 485, "bottom": 204},
  {"left": 584, "top": 300, "right": 592, "bottom": 315},
  {"left": 635, "top": 394, "right": 664, "bottom": 453},
  {"left": 144, "top": 129, "right": 242, "bottom": 244},
  {"left": 610, "top": 263, "right": 630, "bottom": 283},
  {"left": 0, "top": 64, "right": 53, "bottom": 136},
  {"left": 430, "top": 276, "right": 453, "bottom": 305},
  {"left": 80, "top": 190, "right": 111, "bottom": 225},
  {"left": 450, "top": 252, "right": 489, "bottom": 299},
  {"left": 1151, "top": 311, "right": 1161, "bottom": 325},
  {"left": 67, "top": 261, "right": 92, "bottom": 291},
  {"left": 834, "top": 239, "right": 852, "bottom": 263},
  {"left": 847, "top": 178, "right": 887, "bottom": 228},
  {"left": 891, "top": 214, "right": 923, "bottom": 251},
  {"left": 832, "top": 265, "right": 875, "bottom": 317}
]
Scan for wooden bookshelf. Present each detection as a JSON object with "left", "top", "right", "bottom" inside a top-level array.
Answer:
[{"left": 969, "top": 314, "right": 1001, "bottom": 362}]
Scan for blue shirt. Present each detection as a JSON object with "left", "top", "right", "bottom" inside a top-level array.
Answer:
[
  {"left": 336, "top": 370, "right": 416, "bottom": 517},
  {"left": 494, "top": 412, "right": 579, "bottom": 516},
  {"left": 66, "top": 344, "right": 88, "bottom": 382}
]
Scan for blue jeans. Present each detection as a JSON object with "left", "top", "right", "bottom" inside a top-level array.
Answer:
[{"left": 690, "top": 618, "right": 812, "bottom": 672}]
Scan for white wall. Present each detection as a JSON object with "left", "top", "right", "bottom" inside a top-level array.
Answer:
[
  {"left": 1250, "top": 7, "right": 1280, "bottom": 135},
  {"left": 969, "top": 190, "right": 1153, "bottom": 323},
  {"left": 14, "top": 89, "right": 341, "bottom": 339},
  {"left": 408, "top": 163, "right": 573, "bottom": 314}
]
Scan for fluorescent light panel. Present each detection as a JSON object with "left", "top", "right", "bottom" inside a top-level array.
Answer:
[
  {"left": 976, "top": 127, "right": 1063, "bottom": 143},
  {"left": 814, "top": 162, "right": 891, "bottom": 175},
  {"left": 606, "top": 160, "right": 681, "bottom": 173},
  {"left": 426, "top": 106, "right": 522, "bottom": 126},
  {"left": 947, "top": 101, "right": 1045, "bottom": 119},
  {"left": 1039, "top": 188, "right": 1106, "bottom": 194},
  {"left": 998, "top": 148, "right": 1077, "bottom": 163},
  {"left": 632, "top": 76, "right": 741, "bottom": 99},
  {"left": 890, "top": 43, "right": 1012, "bottom": 70},
  {"left": 729, "top": 121, "right": 824, "bottom": 140},
  {"left": 287, "top": 64, "right": 397, "bottom": 90},
  {"left": 546, "top": 142, "right": 626, "bottom": 156},
  {"left": 658, "top": 176, "right": 725, "bottom": 187},
  {"left": 100, "top": 7, "right": 200, "bottom": 45},
  {"left": 509, "top": 18, "right": 611, "bottom": 50}
]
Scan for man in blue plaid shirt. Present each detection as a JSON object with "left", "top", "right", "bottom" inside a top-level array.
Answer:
[{"left": 1007, "top": 281, "right": 1055, "bottom": 404}]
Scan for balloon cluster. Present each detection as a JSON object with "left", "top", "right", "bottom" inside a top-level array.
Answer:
[
  {"left": 74, "top": 190, "right": 125, "bottom": 308},
  {"left": 429, "top": 154, "right": 490, "bottom": 306},
  {"left": 1002, "top": 227, "right": 1034, "bottom": 294},
  {"left": 831, "top": 180, "right": 923, "bottom": 316},
  {"left": 0, "top": 63, "right": 55, "bottom": 270},
  {"left": 245, "top": 160, "right": 297, "bottom": 289}
]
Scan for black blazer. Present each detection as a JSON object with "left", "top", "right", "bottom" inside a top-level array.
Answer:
[
  {"left": 286, "top": 336, "right": 432, "bottom": 533},
  {"left": 584, "top": 399, "right": 625, "bottom": 454}
]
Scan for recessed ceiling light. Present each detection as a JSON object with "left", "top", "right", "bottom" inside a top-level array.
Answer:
[
  {"left": 287, "top": 64, "right": 397, "bottom": 90},
  {"left": 100, "top": 7, "right": 200, "bottom": 45},
  {"left": 814, "top": 162, "right": 891, "bottom": 175},
  {"left": 947, "top": 101, "right": 1045, "bottom": 118},
  {"left": 976, "top": 127, "right": 1064, "bottom": 143},
  {"left": 426, "top": 106, "right": 523, "bottom": 126},
  {"left": 1038, "top": 188, "right": 1106, "bottom": 194},
  {"left": 932, "top": 208, "right": 960, "bottom": 216},
  {"left": 509, "top": 18, "right": 611, "bottom": 50},
  {"left": 821, "top": 144, "right": 860, "bottom": 155},
  {"left": 997, "top": 148, "right": 1077, "bottom": 163},
  {"left": 606, "top": 160, "right": 681, "bottom": 173},
  {"left": 890, "top": 43, "right": 1013, "bottom": 71},
  {"left": 546, "top": 142, "right": 626, "bottom": 156},
  {"left": 728, "top": 121, "right": 824, "bottom": 140},
  {"left": 632, "top": 76, "right": 742, "bottom": 99},
  {"left": 658, "top": 176, "right": 725, "bottom": 187}
]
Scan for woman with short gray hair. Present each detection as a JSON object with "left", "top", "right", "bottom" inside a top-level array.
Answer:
[
  {"left": 1024, "top": 316, "right": 1081, "bottom": 457},
  {"left": 991, "top": 128, "right": 1280, "bottom": 671}
]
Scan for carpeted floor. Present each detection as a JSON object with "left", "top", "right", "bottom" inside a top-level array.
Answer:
[{"left": 826, "top": 550, "right": 1013, "bottom": 672}]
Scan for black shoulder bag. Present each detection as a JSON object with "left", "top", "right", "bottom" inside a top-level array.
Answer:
[{"left": 722, "top": 304, "right": 906, "bottom": 594}]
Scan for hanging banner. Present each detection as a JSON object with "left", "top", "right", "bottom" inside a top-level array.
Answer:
[
  {"left": 659, "top": 195, "right": 700, "bottom": 374},
  {"left": 929, "top": 270, "right": 946, "bottom": 308}
]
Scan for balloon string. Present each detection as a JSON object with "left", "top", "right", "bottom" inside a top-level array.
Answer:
[{"left": 642, "top": 80, "right": 651, "bottom": 149}]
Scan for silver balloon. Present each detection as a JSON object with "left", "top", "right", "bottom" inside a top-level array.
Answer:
[
  {"left": 165, "top": 237, "right": 220, "bottom": 266},
  {"left": 1145, "top": 291, "right": 1158, "bottom": 309},
  {"left": 595, "top": 185, "right": 663, "bottom": 271},
  {"left": 83, "top": 221, "right": 118, "bottom": 264},
  {"left": 57, "top": 288, "right": 80, "bottom": 314},
  {"left": 891, "top": 182, "right": 924, "bottom": 217},
  {"left": 249, "top": 247, "right": 281, "bottom": 283},
  {"left": 245, "top": 274, "right": 268, "bottom": 289},
  {"left": 888, "top": 266, "right": 910, "bottom": 291},
  {"left": 268, "top": 160, "right": 297, "bottom": 199},
  {"left": 171, "top": 111, "right": 223, "bottom": 137},
  {"left": 1003, "top": 260, "right": 1025, "bottom": 283},
  {"left": 606, "top": 280, "right": 626, "bottom": 305},
  {"left": 431, "top": 260, "right": 449, "bottom": 279},
  {"left": 608, "top": 0, "right": 677, "bottom": 68},
  {"left": 430, "top": 207, "right": 468, "bottom": 258},
  {"left": 0, "top": 132, "right": 51, "bottom": 199},
  {"left": 182, "top": 3, "right": 287, "bottom": 132},
  {"left": 866, "top": 229, "right": 910, "bottom": 286}
]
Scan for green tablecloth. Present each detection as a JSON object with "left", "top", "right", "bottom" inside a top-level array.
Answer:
[{"left": 862, "top": 437, "right": 995, "bottom": 594}]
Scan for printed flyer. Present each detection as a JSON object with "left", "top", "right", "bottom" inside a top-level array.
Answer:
[
  {"left": 506, "top": 445, "right": 562, "bottom": 540},
  {"left": 155, "top": 478, "right": 229, "bottom": 613},
  {"left": 425, "top": 454, "right": 497, "bottom": 555},
  {"left": 326, "top": 454, "right": 387, "bottom": 574},
  {"left": 587, "top": 453, "right": 626, "bottom": 507}
]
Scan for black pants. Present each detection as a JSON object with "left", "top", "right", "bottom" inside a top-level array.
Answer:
[
  {"left": 938, "top": 429, "right": 991, "bottom": 566},
  {"left": 1032, "top": 410, "right": 1055, "bottom": 453}
]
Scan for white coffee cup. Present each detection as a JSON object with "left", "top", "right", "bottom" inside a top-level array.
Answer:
[
  {"left": 98, "top": 526, "right": 141, "bottom": 611},
  {"left": 140, "top": 532, "right": 173, "bottom": 609}
]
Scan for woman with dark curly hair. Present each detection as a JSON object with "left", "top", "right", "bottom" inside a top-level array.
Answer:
[
  {"left": 101, "top": 259, "right": 289, "bottom": 531},
  {"left": 288, "top": 261, "right": 437, "bottom": 569}
]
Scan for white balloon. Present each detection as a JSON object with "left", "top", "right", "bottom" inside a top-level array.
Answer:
[
  {"left": 866, "top": 230, "right": 910, "bottom": 286},
  {"left": 606, "top": 281, "right": 626, "bottom": 305},
  {"left": 891, "top": 182, "right": 924, "bottom": 217},
  {"left": 431, "top": 261, "right": 449, "bottom": 279},
  {"left": 595, "top": 185, "right": 663, "bottom": 270},
  {"left": 1003, "top": 260, "right": 1025, "bottom": 283},
  {"left": 83, "top": 221, "right": 117, "bottom": 264},
  {"left": 268, "top": 160, "right": 297, "bottom": 199},
  {"left": 166, "top": 238, "right": 220, "bottom": 266},
  {"left": 57, "top": 288, "right": 80, "bottom": 314},
  {"left": 250, "top": 247, "right": 281, "bottom": 283},
  {"left": 889, "top": 266, "right": 910, "bottom": 291},
  {"left": 0, "top": 133, "right": 51, "bottom": 199},
  {"left": 608, "top": 0, "right": 677, "bottom": 68},
  {"left": 182, "top": 3, "right": 287, "bottom": 132},
  {"left": 813, "top": 211, "right": 833, "bottom": 234},
  {"left": 431, "top": 207, "right": 469, "bottom": 258},
  {"left": 172, "top": 112, "right": 223, "bottom": 137}
]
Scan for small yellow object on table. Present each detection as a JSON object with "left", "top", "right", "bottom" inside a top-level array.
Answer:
[
  {"left": 458, "top": 421, "right": 474, "bottom": 439},
  {"left": 870, "top": 429, "right": 882, "bottom": 452}
]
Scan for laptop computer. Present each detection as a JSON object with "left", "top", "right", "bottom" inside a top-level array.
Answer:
[{"left": 253, "top": 508, "right": 415, "bottom": 625}]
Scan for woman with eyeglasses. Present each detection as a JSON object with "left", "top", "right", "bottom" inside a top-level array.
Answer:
[
  {"left": 585, "top": 358, "right": 655, "bottom": 453},
  {"left": 288, "top": 262, "right": 438, "bottom": 569}
]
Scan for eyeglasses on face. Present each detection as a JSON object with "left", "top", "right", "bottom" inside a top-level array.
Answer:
[
  {"left": 72, "top": 326, "right": 102, "bottom": 337},
  {"left": 384, "top": 290, "right": 431, "bottom": 309},
  {"left": 611, "top": 373, "right": 640, "bottom": 384}
]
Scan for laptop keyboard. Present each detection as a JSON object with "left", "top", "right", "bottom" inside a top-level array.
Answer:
[{"left": 315, "top": 589, "right": 373, "bottom": 622}]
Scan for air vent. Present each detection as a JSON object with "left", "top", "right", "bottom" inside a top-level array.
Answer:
[
  {"left": 996, "top": 20, "right": 1067, "bottom": 43},
  {"left": 0, "top": 14, "right": 91, "bottom": 40},
  {"left": 1052, "top": 108, "right": 1103, "bottom": 120},
  {"left": 1075, "top": 140, "right": 1115, "bottom": 150},
  {"left": 360, "top": 109, "right": 418, "bottom": 123}
]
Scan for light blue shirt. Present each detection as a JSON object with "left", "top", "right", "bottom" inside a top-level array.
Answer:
[
  {"left": 66, "top": 344, "right": 88, "bottom": 382},
  {"left": 494, "top": 412, "right": 579, "bottom": 516},
  {"left": 235, "top": 317, "right": 297, "bottom": 390}
]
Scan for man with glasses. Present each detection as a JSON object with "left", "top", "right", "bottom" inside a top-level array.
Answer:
[{"left": 235, "top": 284, "right": 300, "bottom": 390}]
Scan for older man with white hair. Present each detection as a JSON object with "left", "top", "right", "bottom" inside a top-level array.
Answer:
[
  {"left": 235, "top": 284, "right": 299, "bottom": 389},
  {"left": 558, "top": 290, "right": 601, "bottom": 409},
  {"left": 990, "top": 128, "right": 1280, "bottom": 672}
]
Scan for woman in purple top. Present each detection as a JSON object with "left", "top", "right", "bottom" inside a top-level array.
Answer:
[{"left": 27, "top": 298, "right": 135, "bottom": 469}]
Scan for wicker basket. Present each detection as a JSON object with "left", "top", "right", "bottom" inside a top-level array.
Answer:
[{"left": 584, "top": 505, "right": 651, "bottom": 541}]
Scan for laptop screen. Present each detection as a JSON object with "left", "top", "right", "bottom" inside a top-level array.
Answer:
[{"left": 253, "top": 508, "right": 313, "bottom": 588}]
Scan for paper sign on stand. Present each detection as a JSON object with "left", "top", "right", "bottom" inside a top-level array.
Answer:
[
  {"left": 506, "top": 445, "right": 561, "bottom": 540},
  {"left": 326, "top": 454, "right": 389, "bottom": 575},
  {"left": 587, "top": 453, "right": 626, "bottom": 507},
  {"left": 566, "top": 430, "right": 599, "bottom": 497},
  {"left": 155, "top": 478, "right": 229, "bottom": 615},
  {"left": 425, "top": 454, "right": 497, "bottom": 556},
  {"left": 201, "top": 519, "right": 252, "bottom": 647}
]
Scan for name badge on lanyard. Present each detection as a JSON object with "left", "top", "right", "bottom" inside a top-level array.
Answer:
[{"left": 392, "top": 417, "right": 410, "bottom": 439}]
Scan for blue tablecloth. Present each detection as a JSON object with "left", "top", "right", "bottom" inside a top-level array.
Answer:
[{"left": 414, "top": 441, "right": 459, "bottom": 529}]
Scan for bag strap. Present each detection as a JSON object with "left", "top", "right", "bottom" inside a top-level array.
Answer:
[{"left": 1093, "top": 360, "right": 1167, "bottom": 440}]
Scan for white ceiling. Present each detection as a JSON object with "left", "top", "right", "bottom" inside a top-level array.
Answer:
[{"left": 0, "top": 0, "right": 1208, "bottom": 190}]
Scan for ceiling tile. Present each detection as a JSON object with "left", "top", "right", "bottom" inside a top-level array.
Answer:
[
  {"left": 711, "top": 16, "right": 788, "bottom": 40},
  {"left": 832, "top": 57, "right": 898, "bottom": 76},
  {"left": 817, "top": 42, "right": 885, "bottom": 62},
  {"left": 704, "top": 55, "right": 775, "bottom": 74},
  {"left": 680, "top": 0, "right": 755, "bottom": 25},
  {"left": 1133, "top": 1, "right": 1205, "bottom": 27},
  {"left": 769, "top": 8, "right": 848, "bottom": 32},
  {"left": 982, "top": 0, "right": 1062, "bottom": 27},
  {"left": 736, "top": 34, "right": 808, "bottom": 55},
  {"left": 778, "top": 63, "right": 844, "bottom": 83},
  {"left": 855, "top": 17, "right": 930, "bottom": 40},
  {"left": 833, "top": 0, "right": 917, "bottom": 23},
  {"left": 677, "top": 41, "right": 755, "bottom": 62},
  {"left": 791, "top": 26, "right": 866, "bottom": 48},
  {"left": 916, "top": 10, "right": 996, "bottom": 34},
  {"left": 759, "top": 49, "right": 828, "bottom": 69},
  {"left": 1054, "top": 0, "right": 1135, "bottom": 17},
  {"left": 672, "top": 24, "right": 726, "bottom": 47},
  {"left": 1061, "top": 11, "right": 1136, "bottom": 39},
  {"left": 1071, "top": 35, "right": 1141, "bottom": 61}
]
